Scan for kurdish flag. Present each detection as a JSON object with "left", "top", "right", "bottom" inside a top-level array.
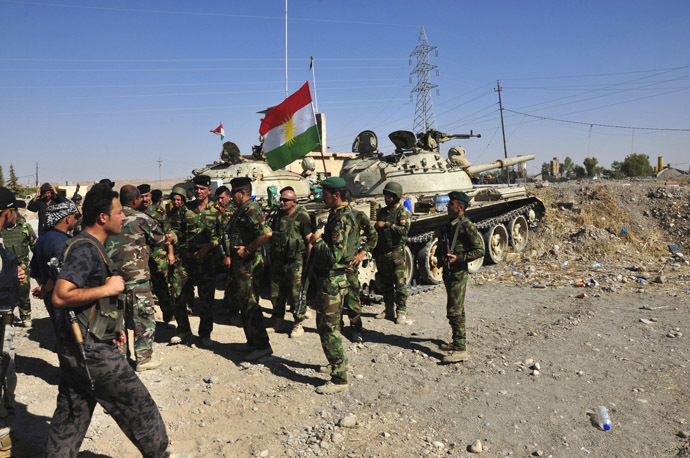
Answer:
[
  {"left": 210, "top": 123, "right": 225, "bottom": 142},
  {"left": 260, "top": 81, "right": 321, "bottom": 171}
]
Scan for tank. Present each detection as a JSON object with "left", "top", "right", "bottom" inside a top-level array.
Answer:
[
  {"left": 341, "top": 129, "right": 546, "bottom": 297},
  {"left": 183, "top": 140, "right": 313, "bottom": 202}
]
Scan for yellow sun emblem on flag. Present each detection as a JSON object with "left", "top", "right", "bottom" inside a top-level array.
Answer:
[{"left": 281, "top": 116, "right": 297, "bottom": 145}]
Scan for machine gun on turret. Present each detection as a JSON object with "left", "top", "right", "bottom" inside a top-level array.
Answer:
[{"left": 416, "top": 129, "right": 481, "bottom": 152}]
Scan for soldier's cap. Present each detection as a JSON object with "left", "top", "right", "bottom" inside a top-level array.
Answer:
[
  {"left": 448, "top": 191, "right": 471, "bottom": 206},
  {"left": 45, "top": 200, "right": 78, "bottom": 228},
  {"left": 99, "top": 178, "right": 115, "bottom": 188},
  {"left": 192, "top": 175, "right": 211, "bottom": 187},
  {"left": 230, "top": 177, "right": 252, "bottom": 192},
  {"left": 137, "top": 184, "right": 151, "bottom": 194},
  {"left": 321, "top": 176, "right": 347, "bottom": 191},
  {"left": 0, "top": 187, "right": 25, "bottom": 211},
  {"left": 72, "top": 193, "right": 82, "bottom": 202},
  {"left": 151, "top": 189, "right": 163, "bottom": 201}
]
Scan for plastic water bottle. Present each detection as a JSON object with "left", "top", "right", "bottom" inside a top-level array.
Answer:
[{"left": 596, "top": 406, "right": 611, "bottom": 431}]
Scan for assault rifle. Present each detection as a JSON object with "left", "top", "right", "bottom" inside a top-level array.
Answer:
[
  {"left": 438, "top": 227, "right": 452, "bottom": 273},
  {"left": 295, "top": 213, "right": 322, "bottom": 318}
]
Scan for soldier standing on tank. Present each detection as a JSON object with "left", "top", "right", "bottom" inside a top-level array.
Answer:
[
  {"left": 144, "top": 186, "right": 174, "bottom": 325},
  {"left": 222, "top": 177, "right": 273, "bottom": 361},
  {"left": 215, "top": 186, "right": 242, "bottom": 326},
  {"left": 307, "top": 177, "right": 357, "bottom": 395},
  {"left": 1, "top": 207, "right": 36, "bottom": 328},
  {"left": 267, "top": 186, "right": 313, "bottom": 337},
  {"left": 105, "top": 185, "right": 171, "bottom": 371},
  {"left": 373, "top": 181, "right": 411, "bottom": 324},
  {"left": 183, "top": 175, "right": 222, "bottom": 347},
  {"left": 343, "top": 191, "right": 377, "bottom": 343},
  {"left": 437, "top": 191, "right": 484, "bottom": 363}
]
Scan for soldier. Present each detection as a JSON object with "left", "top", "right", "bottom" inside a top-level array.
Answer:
[
  {"left": 343, "top": 191, "right": 377, "bottom": 343},
  {"left": 437, "top": 191, "right": 484, "bottom": 363},
  {"left": 0, "top": 207, "right": 36, "bottom": 327},
  {"left": 215, "top": 186, "right": 242, "bottom": 326},
  {"left": 307, "top": 177, "right": 357, "bottom": 395},
  {"left": 267, "top": 186, "right": 313, "bottom": 337},
  {"left": 105, "top": 185, "right": 170, "bottom": 371},
  {"left": 373, "top": 181, "right": 411, "bottom": 324},
  {"left": 137, "top": 184, "right": 152, "bottom": 213},
  {"left": 27, "top": 182, "right": 68, "bottom": 235},
  {"left": 145, "top": 186, "right": 174, "bottom": 325},
  {"left": 222, "top": 177, "right": 273, "bottom": 361},
  {"left": 46, "top": 183, "right": 169, "bottom": 457},
  {"left": 166, "top": 187, "right": 196, "bottom": 344},
  {"left": 184, "top": 175, "right": 222, "bottom": 347}
]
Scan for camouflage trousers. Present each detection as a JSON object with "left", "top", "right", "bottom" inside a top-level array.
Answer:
[
  {"left": 443, "top": 269, "right": 468, "bottom": 351},
  {"left": 150, "top": 264, "right": 173, "bottom": 323},
  {"left": 231, "top": 254, "right": 270, "bottom": 350},
  {"left": 124, "top": 282, "right": 156, "bottom": 364},
  {"left": 183, "top": 255, "right": 218, "bottom": 339},
  {"left": 375, "top": 250, "right": 408, "bottom": 314},
  {"left": 0, "top": 323, "right": 16, "bottom": 437},
  {"left": 168, "top": 257, "right": 191, "bottom": 335},
  {"left": 270, "top": 256, "right": 306, "bottom": 322},
  {"left": 18, "top": 262, "right": 31, "bottom": 320},
  {"left": 343, "top": 266, "right": 362, "bottom": 331},
  {"left": 45, "top": 341, "right": 169, "bottom": 457},
  {"left": 315, "top": 271, "right": 348, "bottom": 384}
]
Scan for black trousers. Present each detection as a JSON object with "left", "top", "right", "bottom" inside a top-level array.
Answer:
[{"left": 45, "top": 341, "right": 169, "bottom": 458}]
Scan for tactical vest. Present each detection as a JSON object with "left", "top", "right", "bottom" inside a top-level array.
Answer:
[
  {"left": 61, "top": 236, "right": 125, "bottom": 342},
  {"left": 0, "top": 224, "right": 30, "bottom": 263},
  {"left": 376, "top": 204, "right": 408, "bottom": 253},
  {"left": 224, "top": 200, "right": 261, "bottom": 254},
  {"left": 270, "top": 206, "right": 307, "bottom": 260},
  {"left": 0, "top": 245, "right": 19, "bottom": 311}
]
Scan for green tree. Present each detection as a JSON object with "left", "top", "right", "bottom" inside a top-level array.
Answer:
[
  {"left": 0, "top": 165, "right": 4, "bottom": 187},
  {"left": 8, "top": 164, "right": 18, "bottom": 192},
  {"left": 583, "top": 157, "right": 599, "bottom": 177},
  {"left": 573, "top": 165, "right": 586, "bottom": 178},
  {"left": 541, "top": 162, "right": 551, "bottom": 176},
  {"left": 563, "top": 157, "right": 575, "bottom": 177},
  {"left": 620, "top": 153, "right": 653, "bottom": 177}
]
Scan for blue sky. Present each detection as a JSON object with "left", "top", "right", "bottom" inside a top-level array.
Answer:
[{"left": 1, "top": 0, "right": 689, "bottom": 183}]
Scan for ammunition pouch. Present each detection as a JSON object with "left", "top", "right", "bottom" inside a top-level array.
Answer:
[{"left": 87, "top": 293, "right": 126, "bottom": 341}]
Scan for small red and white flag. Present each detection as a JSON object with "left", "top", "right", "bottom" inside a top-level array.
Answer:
[{"left": 210, "top": 123, "right": 225, "bottom": 142}]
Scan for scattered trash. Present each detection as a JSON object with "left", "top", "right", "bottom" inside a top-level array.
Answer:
[
  {"left": 581, "top": 447, "right": 591, "bottom": 454},
  {"left": 532, "top": 284, "right": 547, "bottom": 289},
  {"left": 575, "top": 280, "right": 585, "bottom": 287},
  {"left": 620, "top": 227, "right": 628, "bottom": 236},
  {"left": 596, "top": 406, "right": 612, "bottom": 431},
  {"left": 668, "top": 243, "right": 684, "bottom": 257},
  {"left": 513, "top": 271, "right": 523, "bottom": 277},
  {"left": 585, "top": 277, "right": 599, "bottom": 288},
  {"left": 576, "top": 293, "right": 588, "bottom": 298},
  {"left": 588, "top": 263, "right": 602, "bottom": 269},
  {"left": 562, "top": 261, "right": 570, "bottom": 267},
  {"left": 637, "top": 277, "right": 648, "bottom": 285}
]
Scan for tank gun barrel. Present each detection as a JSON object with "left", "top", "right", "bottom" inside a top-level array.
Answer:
[{"left": 466, "top": 154, "right": 535, "bottom": 175}]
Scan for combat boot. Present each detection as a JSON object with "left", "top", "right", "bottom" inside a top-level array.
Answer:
[
  {"left": 375, "top": 305, "right": 395, "bottom": 320},
  {"left": 395, "top": 314, "right": 407, "bottom": 325},
  {"left": 290, "top": 323, "right": 304, "bottom": 338},
  {"left": 351, "top": 330, "right": 363, "bottom": 343},
  {"left": 0, "top": 433, "right": 43, "bottom": 458},
  {"left": 170, "top": 331, "right": 191, "bottom": 345},
  {"left": 229, "top": 313, "right": 243, "bottom": 327},
  {"left": 316, "top": 382, "right": 349, "bottom": 395},
  {"left": 245, "top": 346, "right": 273, "bottom": 362},
  {"left": 269, "top": 316, "right": 286, "bottom": 332},
  {"left": 442, "top": 350, "right": 469, "bottom": 363},
  {"left": 136, "top": 358, "right": 162, "bottom": 372},
  {"left": 438, "top": 341, "right": 455, "bottom": 351}
]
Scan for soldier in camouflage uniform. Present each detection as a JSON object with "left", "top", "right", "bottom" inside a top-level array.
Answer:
[
  {"left": 1, "top": 207, "right": 37, "bottom": 327},
  {"left": 374, "top": 181, "right": 411, "bottom": 324},
  {"left": 215, "top": 186, "right": 241, "bottom": 326},
  {"left": 437, "top": 191, "right": 484, "bottom": 363},
  {"left": 308, "top": 177, "right": 357, "bottom": 395},
  {"left": 343, "top": 191, "right": 377, "bottom": 343},
  {"left": 105, "top": 185, "right": 170, "bottom": 371},
  {"left": 143, "top": 186, "right": 174, "bottom": 324},
  {"left": 166, "top": 187, "right": 197, "bottom": 344},
  {"left": 268, "top": 186, "right": 313, "bottom": 337},
  {"left": 222, "top": 177, "right": 273, "bottom": 361},
  {"left": 183, "top": 175, "right": 222, "bottom": 347}
]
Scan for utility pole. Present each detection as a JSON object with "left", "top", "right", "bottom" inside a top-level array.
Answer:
[
  {"left": 157, "top": 158, "right": 163, "bottom": 190},
  {"left": 35, "top": 162, "right": 39, "bottom": 187},
  {"left": 495, "top": 80, "right": 510, "bottom": 184}
]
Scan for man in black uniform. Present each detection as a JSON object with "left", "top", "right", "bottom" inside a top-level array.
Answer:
[{"left": 45, "top": 184, "right": 169, "bottom": 457}]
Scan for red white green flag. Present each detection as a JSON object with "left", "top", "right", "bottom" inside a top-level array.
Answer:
[
  {"left": 210, "top": 123, "right": 225, "bottom": 141},
  {"left": 259, "top": 81, "right": 321, "bottom": 170}
]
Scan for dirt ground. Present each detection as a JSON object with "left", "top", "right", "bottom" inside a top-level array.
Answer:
[{"left": 11, "top": 180, "right": 690, "bottom": 457}]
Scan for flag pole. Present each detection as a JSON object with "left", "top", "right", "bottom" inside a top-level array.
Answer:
[
  {"left": 285, "top": 0, "right": 288, "bottom": 99},
  {"left": 310, "top": 56, "right": 319, "bottom": 113}
]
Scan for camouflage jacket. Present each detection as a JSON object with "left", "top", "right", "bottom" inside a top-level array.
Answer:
[
  {"left": 146, "top": 202, "right": 169, "bottom": 264},
  {"left": 353, "top": 209, "right": 378, "bottom": 253},
  {"left": 270, "top": 205, "right": 312, "bottom": 261},
  {"left": 186, "top": 199, "right": 221, "bottom": 252},
  {"left": 0, "top": 219, "right": 37, "bottom": 265},
  {"left": 216, "top": 201, "right": 237, "bottom": 239},
  {"left": 375, "top": 202, "right": 411, "bottom": 254},
  {"left": 223, "top": 199, "right": 270, "bottom": 258},
  {"left": 313, "top": 202, "right": 357, "bottom": 272},
  {"left": 146, "top": 203, "right": 167, "bottom": 227},
  {"left": 439, "top": 215, "right": 484, "bottom": 270},
  {"left": 104, "top": 207, "right": 167, "bottom": 285}
]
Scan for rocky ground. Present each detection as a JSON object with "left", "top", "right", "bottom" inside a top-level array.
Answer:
[{"left": 11, "top": 180, "right": 690, "bottom": 457}]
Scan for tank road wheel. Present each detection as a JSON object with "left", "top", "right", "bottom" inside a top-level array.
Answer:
[
  {"left": 418, "top": 239, "right": 443, "bottom": 285},
  {"left": 404, "top": 245, "right": 416, "bottom": 286},
  {"left": 357, "top": 252, "right": 378, "bottom": 296},
  {"left": 483, "top": 224, "right": 509, "bottom": 264},
  {"left": 508, "top": 215, "right": 529, "bottom": 252},
  {"left": 467, "top": 235, "right": 486, "bottom": 274}
]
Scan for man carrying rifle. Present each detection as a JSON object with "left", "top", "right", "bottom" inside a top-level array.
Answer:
[
  {"left": 436, "top": 191, "right": 484, "bottom": 363},
  {"left": 46, "top": 183, "right": 169, "bottom": 456},
  {"left": 267, "top": 186, "right": 313, "bottom": 337},
  {"left": 0, "top": 187, "right": 41, "bottom": 457}
]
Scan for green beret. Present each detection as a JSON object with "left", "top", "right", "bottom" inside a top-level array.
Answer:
[
  {"left": 448, "top": 191, "right": 470, "bottom": 205},
  {"left": 230, "top": 177, "right": 252, "bottom": 191},
  {"left": 321, "top": 176, "right": 347, "bottom": 190},
  {"left": 193, "top": 175, "right": 211, "bottom": 187}
]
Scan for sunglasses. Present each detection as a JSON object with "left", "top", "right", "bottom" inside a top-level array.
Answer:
[{"left": 280, "top": 197, "right": 296, "bottom": 203}]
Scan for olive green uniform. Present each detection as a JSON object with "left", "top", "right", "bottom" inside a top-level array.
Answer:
[
  {"left": 374, "top": 202, "right": 411, "bottom": 316},
  {"left": 343, "top": 209, "right": 377, "bottom": 331},
  {"left": 0, "top": 218, "right": 36, "bottom": 322}
]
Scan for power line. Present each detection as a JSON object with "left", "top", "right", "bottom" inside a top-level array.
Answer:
[
  {"left": 0, "top": 65, "right": 407, "bottom": 72},
  {"left": 0, "top": 57, "right": 411, "bottom": 62},
  {"left": 503, "top": 109, "right": 690, "bottom": 132}
]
